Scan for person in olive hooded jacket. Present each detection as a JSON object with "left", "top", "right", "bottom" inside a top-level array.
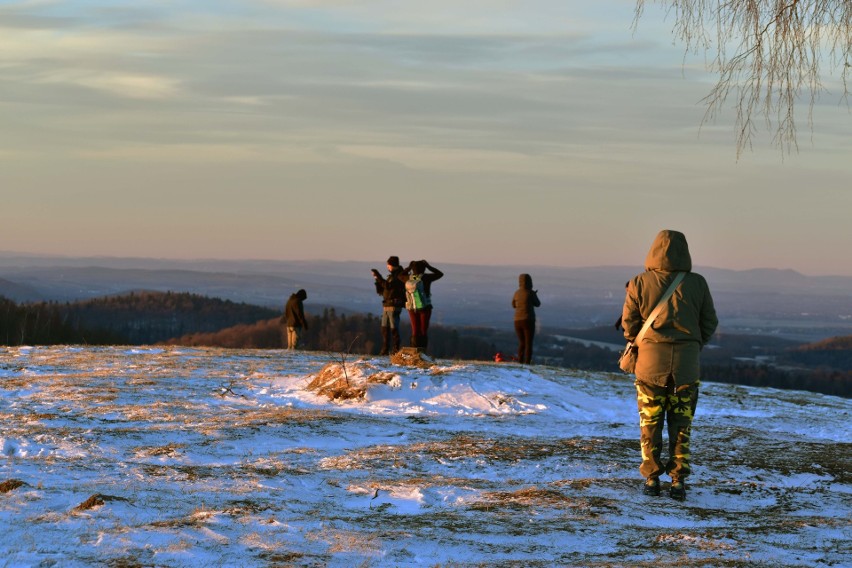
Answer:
[
  {"left": 512, "top": 273, "right": 541, "bottom": 364},
  {"left": 621, "top": 230, "right": 718, "bottom": 501}
]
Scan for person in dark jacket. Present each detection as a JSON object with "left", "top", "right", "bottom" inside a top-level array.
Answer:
[
  {"left": 371, "top": 256, "right": 406, "bottom": 355},
  {"left": 621, "top": 230, "right": 718, "bottom": 501},
  {"left": 398, "top": 260, "right": 443, "bottom": 351},
  {"left": 512, "top": 273, "right": 541, "bottom": 364},
  {"left": 282, "top": 289, "right": 308, "bottom": 350}
]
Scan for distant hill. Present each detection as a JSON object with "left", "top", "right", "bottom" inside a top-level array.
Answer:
[
  {"left": 0, "top": 278, "right": 42, "bottom": 302},
  {"left": 781, "top": 334, "right": 852, "bottom": 372},
  {"left": 61, "top": 291, "right": 281, "bottom": 345},
  {"left": 795, "top": 335, "right": 852, "bottom": 351}
]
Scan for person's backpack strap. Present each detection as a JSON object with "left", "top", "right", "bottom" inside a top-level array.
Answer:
[{"left": 634, "top": 272, "right": 686, "bottom": 345}]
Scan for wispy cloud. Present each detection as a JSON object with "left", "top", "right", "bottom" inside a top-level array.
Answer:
[{"left": 38, "top": 69, "right": 180, "bottom": 99}]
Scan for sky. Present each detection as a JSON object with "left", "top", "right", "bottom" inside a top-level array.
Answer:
[{"left": 1, "top": 0, "right": 850, "bottom": 275}]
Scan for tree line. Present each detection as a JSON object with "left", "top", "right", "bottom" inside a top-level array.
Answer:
[
  {"left": 63, "top": 291, "right": 280, "bottom": 344},
  {"left": 0, "top": 292, "right": 279, "bottom": 346},
  {"left": 702, "top": 363, "right": 852, "bottom": 399},
  {"left": 165, "top": 307, "right": 501, "bottom": 362},
  {"left": 0, "top": 297, "right": 96, "bottom": 345}
]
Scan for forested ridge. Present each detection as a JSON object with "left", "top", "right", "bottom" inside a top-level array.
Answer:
[
  {"left": 62, "top": 291, "right": 280, "bottom": 344},
  {"left": 0, "top": 292, "right": 278, "bottom": 345},
  {"left": 0, "top": 293, "right": 849, "bottom": 397}
]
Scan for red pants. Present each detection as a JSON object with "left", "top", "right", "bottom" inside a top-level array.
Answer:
[{"left": 407, "top": 308, "right": 432, "bottom": 348}]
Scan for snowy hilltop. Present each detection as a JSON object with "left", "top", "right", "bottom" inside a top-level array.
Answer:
[{"left": 1, "top": 346, "right": 850, "bottom": 567}]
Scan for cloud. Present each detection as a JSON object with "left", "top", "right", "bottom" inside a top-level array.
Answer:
[
  {"left": 38, "top": 70, "right": 181, "bottom": 99},
  {"left": 250, "top": 0, "right": 634, "bottom": 36}
]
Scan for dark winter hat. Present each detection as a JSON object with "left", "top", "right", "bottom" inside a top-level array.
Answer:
[
  {"left": 387, "top": 256, "right": 400, "bottom": 267},
  {"left": 296, "top": 289, "right": 307, "bottom": 300}
]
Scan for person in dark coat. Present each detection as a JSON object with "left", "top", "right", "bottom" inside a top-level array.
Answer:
[
  {"left": 371, "top": 256, "right": 406, "bottom": 355},
  {"left": 512, "top": 273, "right": 541, "bottom": 364},
  {"left": 398, "top": 260, "right": 443, "bottom": 351},
  {"left": 282, "top": 289, "right": 308, "bottom": 350}
]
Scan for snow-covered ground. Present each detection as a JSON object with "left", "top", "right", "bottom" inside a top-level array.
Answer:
[{"left": 1, "top": 346, "right": 849, "bottom": 567}]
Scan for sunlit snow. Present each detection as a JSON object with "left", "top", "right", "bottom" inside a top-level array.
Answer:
[{"left": 1, "top": 346, "right": 849, "bottom": 566}]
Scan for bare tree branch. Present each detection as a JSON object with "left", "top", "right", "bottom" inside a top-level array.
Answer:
[{"left": 635, "top": 0, "right": 851, "bottom": 157}]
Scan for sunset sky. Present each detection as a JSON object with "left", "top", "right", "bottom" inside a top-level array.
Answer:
[{"left": 1, "top": 1, "right": 850, "bottom": 275}]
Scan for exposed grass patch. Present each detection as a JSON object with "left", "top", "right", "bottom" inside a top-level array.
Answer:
[
  {"left": 256, "top": 550, "right": 309, "bottom": 564},
  {"left": 467, "top": 486, "right": 618, "bottom": 519},
  {"left": 149, "top": 507, "right": 216, "bottom": 528},
  {"left": 140, "top": 464, "right": 221, "bottom": 481},
  {"left": 233, "top": 406, "right": 337, "bottom": 427},
  {"left": 390, "top": 347, "right": 435, "bottom": 369},
  {"left": 418, "top": 435, "right": 609, "bottom": 462},
  {"left": 307, "top": 362, "right": 398, "bottom": 401},
  {"left": 321, "top": 435, "right": 630, "bottom": 471},
  {"left": 0, "top": 479, "right": 26, "bottom": 493},
  {"left": 222, "top": 499, "right": 274, "bottom": 516},
  {"left": 104, "top": 557, "right": 148, "bottom": 568},
  {"left": 306, "top": 527, "right": 382, "bottom": 555},
  {"left": 73, "top": 493, "right": 130, "bottom": 511},
  {"left": 133, "top": 443, "right": 185, "bottom": 458},
  {"left": 701, "top": 426, "right": 852, "bottom": 483}
]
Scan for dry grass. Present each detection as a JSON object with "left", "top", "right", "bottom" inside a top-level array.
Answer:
[
  {"left": 73, "top": 493, "right": 131, "bottom": 511},
  {"left": 149, "top": 507, "right": 216, "bottom": 529},
  {"left": 467, "top": 486, "right": 616, "bottom": 519},
  {"left": 390, "top": 347, "right": 434, "bottom": 369},
  {"left": 321, "top": 434, "right": 610, "bottom": 471},
  {"left": 307, "top": 362, "right": 398, "bottom": 401},
  {"left": 133, "top": 443, "right": 185, "bottom": 458},
  {"left": 232, "top": 406, "right": 336, "bottom": 427},
  {"left": 417, "top": 435, "right": 602, "bottom": 462},
  {"left": 73, "top": 493, "right": 104, "bottom": 511},
  {"left": 104, "top": 558, "right": 149, "bottom": 568},
  {"left": 0, "top": 479, "right": 26, "bottom": 493},
  {"left": 306, "top": 527, "right": 382, "bottom": 555},
  {"left": 307, "top": 363, "right": 367, "bottom": 400}
]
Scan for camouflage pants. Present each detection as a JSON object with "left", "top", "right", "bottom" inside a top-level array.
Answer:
[{"left": 635, "top": 379, "right": 699, "bottom": 480}]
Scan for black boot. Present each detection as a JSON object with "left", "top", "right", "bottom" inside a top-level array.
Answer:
[
  {"left": 380, "top": 327, "right": 390, "bottom": 356},
  {"left": 669, "top": 479, "right": 686, "bottom": 501},
  {"left": 643, "top": 477, "right": 661, "bottom": 496},
  {"left": 391, "top": 329, "right": 401, "bottom": 354}
]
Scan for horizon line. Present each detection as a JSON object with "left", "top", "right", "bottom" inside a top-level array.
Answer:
[{"left": 0, "top": 250, "right": 846, "bottom": 279}]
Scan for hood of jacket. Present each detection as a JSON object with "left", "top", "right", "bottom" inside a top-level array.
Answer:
[
  {"left": 644, "top": 230, "right": 692, "bottom": 272},
  {"left": 519, "top": 273, "right": 533, "bottom": 289}
]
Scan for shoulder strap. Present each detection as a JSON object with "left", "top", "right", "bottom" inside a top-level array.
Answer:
[{"left": 634, "top": 272, "right": 686, "bottom": 345}]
